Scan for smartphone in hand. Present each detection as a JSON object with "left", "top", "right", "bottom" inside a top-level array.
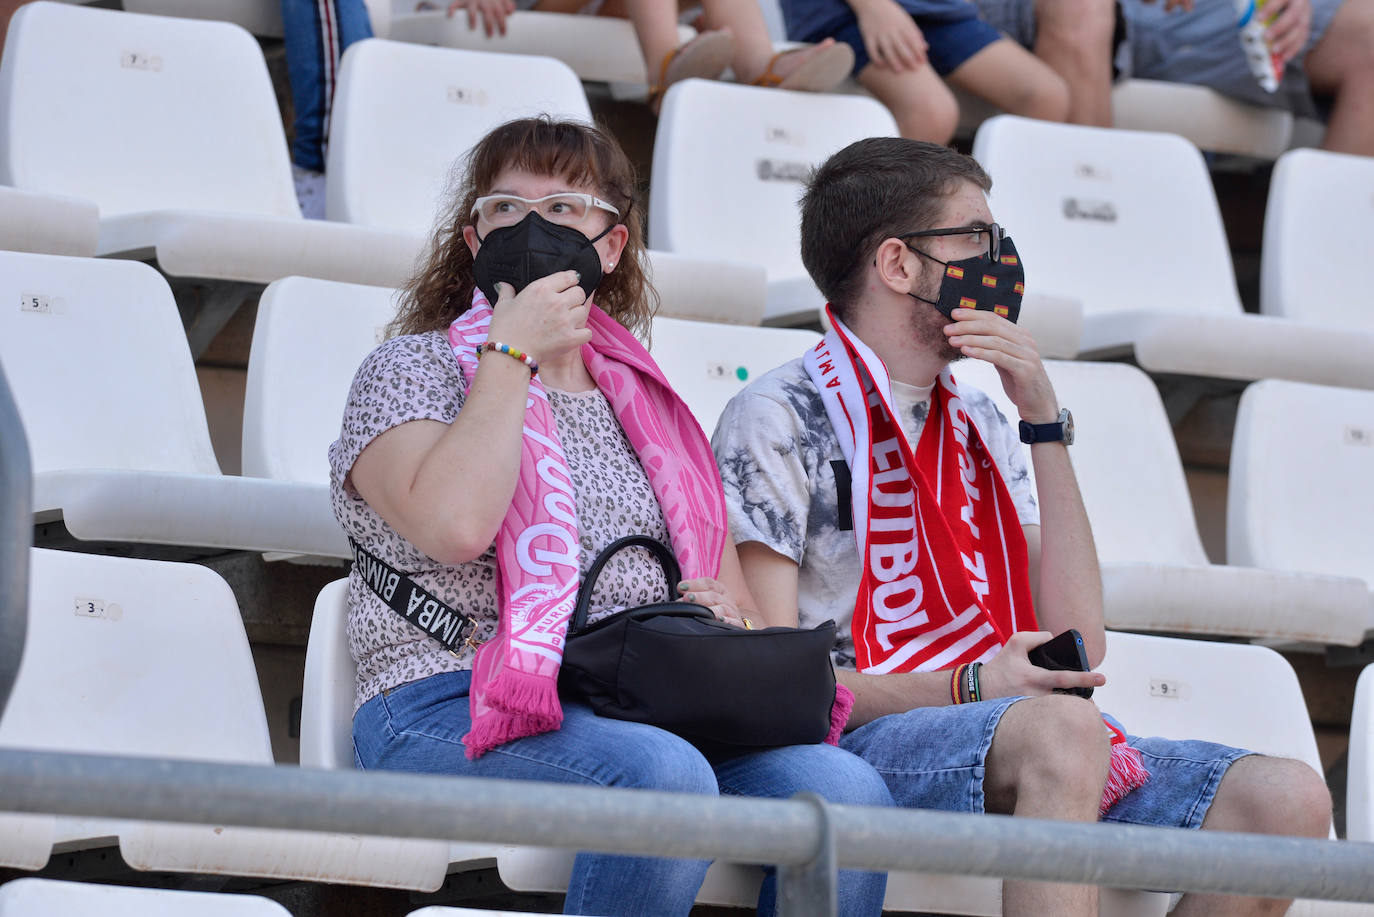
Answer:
[{"left": 1026, "top": 629, "right": 1094, "bottom": 699}]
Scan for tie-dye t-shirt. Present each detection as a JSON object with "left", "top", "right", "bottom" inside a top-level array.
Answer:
[{"left": 711, "top": 357, "right": 1038, "bottom": 669}]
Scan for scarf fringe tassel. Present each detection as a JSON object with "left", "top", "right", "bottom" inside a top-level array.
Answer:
[
  {"left": 826, "top": 684, "right": 855, "bottom": 746},
  {"left": 1100, "top": 742, "right": 1151, "bottom": 815},
  {"left": 463, "top": 670, "right": 564, "bottom": 760}
]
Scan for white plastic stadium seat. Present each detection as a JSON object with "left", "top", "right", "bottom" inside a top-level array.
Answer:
[
  {"left": 0, "top": 549, "right": 450, "bottom": 889},
  {"left": 951, "top": 80, "right": 1293, "bottom": 160},
  {"left": 1348, "top": 665, "right": 1374, "bottom": 843},
  {"left": 0, "top": 3, "right": 421, "bottom": 305},
  {"left": 1229, "top": 380, "right": 1374, "bottom": 600},
  {"left": 326, "top": 39, "right": 592, "bottom": 233},
  {"left": 948, "top": 358, "right": 1371, "bottom": 646},
  {"left": 0, "top": 251, "right": 347, "bottom": 558},
  {"left": 244, "top": 277, "right": 402, "bottom": 486},
  {"left": 1092, "top": 632, "right": 1374, "bottom": 917},
  {"left": 385, "top": 9, "right": 692, "bottom": 85},
  {"left": 1109, "top": 80, "right": 1293, "bottom": 159},
  {"left": 1094, "top": 631, "right": 1328, "bottom": 813},
  {"left": 649, "top": 78, "right": 898, "bottom": 326},
  {"left": 1261, "top": 148, "right": 1374, "bottom": 329},
  {"left": 650, "top": 317, "right": 820, "bottom": 434},
  {"left": 119, "top": 0, "right": 284, "bottom": 36},
  {"left": 0, "top": 878, "right": 292, "bottom": 915},
  {"left": 972, "top": 115, "right": 1374, "bottom": 390},
  {"left": 0, "top": 187, "right": 98, "bottom": 257}
]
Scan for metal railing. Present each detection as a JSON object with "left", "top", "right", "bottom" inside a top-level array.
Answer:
[
  {"left": 1, "top": 747, "right": 1374, "bottom": 916},
  {"left": 2, "top": 366, "right": 1373, "bottom": 916}
]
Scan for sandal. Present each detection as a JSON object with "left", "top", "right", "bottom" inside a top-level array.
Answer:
[
  {"left": 750, "top": 41, "right": 855, "bottom": 93},
  {"left": 647, "top": 29, "right": 735, "bottom": 113}
]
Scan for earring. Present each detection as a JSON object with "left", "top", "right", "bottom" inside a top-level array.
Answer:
[{"left": 607, "top": 261, "right": 616, "bottom": 270}]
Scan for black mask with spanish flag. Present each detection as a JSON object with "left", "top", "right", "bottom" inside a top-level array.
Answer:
[{"left": 907, "top": 235, "right": 1025, "bottom": 324}]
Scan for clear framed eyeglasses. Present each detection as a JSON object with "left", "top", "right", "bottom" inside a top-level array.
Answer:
[{"left": 471, "top": 192, "right": 621, "bottom": 229}]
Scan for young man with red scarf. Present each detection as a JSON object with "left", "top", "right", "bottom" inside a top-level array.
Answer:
[{"left": 710, "top": 137, "right": 1331, "bottom": 917}]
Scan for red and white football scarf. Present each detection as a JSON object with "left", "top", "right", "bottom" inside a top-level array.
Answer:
[{"left": 803, "top": 307, "right": 1147, "bottom": 814}]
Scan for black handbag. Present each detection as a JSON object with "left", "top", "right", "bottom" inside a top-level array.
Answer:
[{"left": 558, "top": 535, "right": 840, "bottom": 749}]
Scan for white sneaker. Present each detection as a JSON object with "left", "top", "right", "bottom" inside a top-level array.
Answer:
[{"left": 292, "top": 164, "right": 327, "bottom": 220}]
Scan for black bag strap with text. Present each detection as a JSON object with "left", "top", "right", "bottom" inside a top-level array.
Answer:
[{"left": 349, "top": 538, "right": 476, "bottom": 653}]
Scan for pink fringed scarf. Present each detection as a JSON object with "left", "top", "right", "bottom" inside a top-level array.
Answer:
[
  {"left": 804, "top": 307, "right": 1148, "bottom": 814},
  {"left": 449, "top": 292, "right": 733, "bottom": 758}
]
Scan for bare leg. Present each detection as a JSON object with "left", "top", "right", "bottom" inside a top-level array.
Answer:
[
  {"left": 1303, "top": 0, "right": 1374, "bottom": 156},
  {"left": 983, "top": 695, "right": 1109, "bottom": 917},
  {"left": 696, "top": 0, "right": 849, "bottom": 88},
  {"left": 946, "top": 37, "right": 1071, "bottom": 122},
  {"left": 1170, "top": 755, "right": 1331, "bottom": 916},
  {"left": 857, "top": 62, "right": 959, "bottom": 143},
  {"left": 620, "top": 0, "right": 686, "bottom": 82},
  {"left": 1032, "top": 0, "right": 1115, "bottom": 125}
]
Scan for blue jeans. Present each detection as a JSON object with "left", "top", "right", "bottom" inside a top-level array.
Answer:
[
  {"left": 280, "top": 0, "right": 373, "bottom": 172},
  {"left": 353, "top": 670, "right": 891, "bottom": 917}
]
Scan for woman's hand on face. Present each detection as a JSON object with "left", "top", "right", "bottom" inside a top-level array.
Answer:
[
  {"left": 678, "top": 577, "right": 757, "bottom": 630},
  {"left": 977, "top": 631, "right": 1105, "bottom": 699},
  {"left": 485, "top": 271, "right": 593, "bottom": 365}
]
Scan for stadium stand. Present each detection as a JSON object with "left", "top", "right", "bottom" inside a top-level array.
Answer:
[
  {"left": 949, "top": 357, "right": 1373, "bottom": 646},
  {"left": 1261, "top": 148, "right": 1374, "bottom": 328},
  {"left": 972, "top": 115, "right": 1374, "bottom": 392},
  {"left": 243, "top": 277, "right": 401, "bottom": 486},
  {"left": 323, "top": 38, "right": 765, "bottom": 324},
  {"left": 0, "top": 877, "right": 293, "bottom": 915},
  {"left": 1350, "top": 665, "right": 1374, "bottom": 844},
  {"left": 315, "top": 580, "right": 1325, "bottom": 914},
  {"left": 751, "top": 0, "right": 1295, "bottom": 158},
  {"left": 0, "top": 187, "right": 98, "bottom": 257},
  {"left": 0, "top": 250, "right": 346, "bottom": 558},
  {"left": 0, "top": 548, "right": 451, "bottom": 889},
  {"left": 0, "top": 1, "right": 421, "bottom": 355},
  {"left": 648, "top": 78, "right": 897, "bottom": 328},
  {"left": 242, "top": 278, "right": 784, "bottom": 495},
  {"left": 648, "top": 78, "right": 1084, "bottom": 355},
  {"left": 385, "top": 8, "right": 693, "bottom": 86},
  {"left": 325, "top": 39, "right": 593, "bottom": 232},
  {"left": 1228, "top": 380, "right": 1374, "bottom": 596},
  {"left": 648, "top": 317, "right": 820, "bottom": 432},
  {"left": 119, "top": 0, "right": 285, "bottom": 37}
]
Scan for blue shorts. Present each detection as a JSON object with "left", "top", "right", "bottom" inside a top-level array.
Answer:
[
  {"left": 840, "top": 695, "right": 1253, "bottom": 829},
  {"left": 785, "top": 0, "right": 1004, "bottom": 77}
]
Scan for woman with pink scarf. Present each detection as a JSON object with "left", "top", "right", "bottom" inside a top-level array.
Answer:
[{"left": 329, "top": 117, "right": 890, "bottom": 916}]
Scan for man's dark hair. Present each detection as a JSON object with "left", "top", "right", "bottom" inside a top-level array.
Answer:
[{"left": 800, "top": 138, "right": 992, "bottom": 325}]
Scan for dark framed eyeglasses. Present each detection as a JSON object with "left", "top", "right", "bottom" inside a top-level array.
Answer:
[{"left": 899, "top": 223, "right": 1005, "bottom": 263}]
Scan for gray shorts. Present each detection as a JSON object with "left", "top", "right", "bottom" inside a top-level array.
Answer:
[
  {"left": 839, "top": 695, "right": 1253, "bottom": 829},
  {"left": 973, "top": 0, "right": 1343, "bottom": 115}
]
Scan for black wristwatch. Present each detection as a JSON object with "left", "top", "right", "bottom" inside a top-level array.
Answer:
[{"left": 1019, "top": 408, "right": 1074, "bottom": 445}]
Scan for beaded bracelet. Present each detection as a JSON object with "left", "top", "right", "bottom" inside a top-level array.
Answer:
[
  {"left": 951, "top": 663, "right": 968, "bottom": 705},
  {"left": 477, "top": 341, "right": 539, "bottom": 376}
]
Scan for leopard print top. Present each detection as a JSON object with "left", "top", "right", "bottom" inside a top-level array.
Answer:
[{"left": 329, "top": 331, "right": 672, "bottom": 711}]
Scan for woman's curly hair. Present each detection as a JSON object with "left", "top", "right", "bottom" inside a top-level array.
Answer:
[{"left": 388, "top": 116, "right": 657, "bottom": 340}]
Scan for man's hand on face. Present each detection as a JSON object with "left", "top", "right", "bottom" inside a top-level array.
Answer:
[{"left": 943, "top": 308, "right": 1060, "bottom": 424}]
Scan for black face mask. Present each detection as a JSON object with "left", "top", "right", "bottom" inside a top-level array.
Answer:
[
  {"left": 907, "top": 235, "right": 1025, "bottom": 324},
  {"left": 472, "top": 211, "right": 612, "bottom": 305}
]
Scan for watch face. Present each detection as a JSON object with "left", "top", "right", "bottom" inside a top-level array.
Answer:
[{"left": 1060, "top": 408, "right": 1075, "bottom": 445}]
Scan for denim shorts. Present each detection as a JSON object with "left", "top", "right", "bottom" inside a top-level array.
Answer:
[{"left": 840, "top": 696, "right": 1252, "bottom": 828}]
